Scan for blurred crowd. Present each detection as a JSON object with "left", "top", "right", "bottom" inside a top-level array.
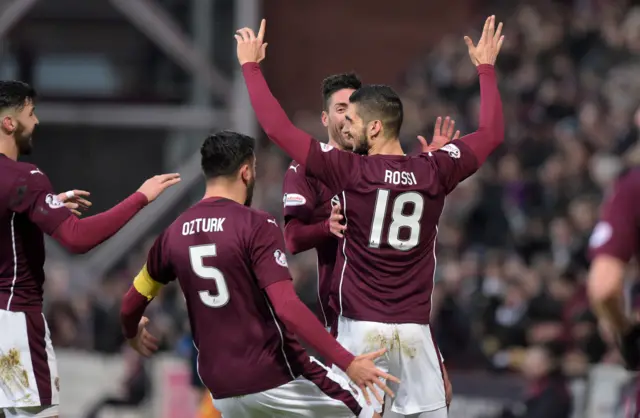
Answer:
[{"left": 42, "top": 0, "right": 640, "bottom": 415}]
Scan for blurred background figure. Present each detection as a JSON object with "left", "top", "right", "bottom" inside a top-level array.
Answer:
[{"left": 5, "top": 0, "right": 640, "bottom": 416}]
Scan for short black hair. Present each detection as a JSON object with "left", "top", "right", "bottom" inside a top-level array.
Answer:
[
  {"left": 201, "top": 130, "right": 255, "bottom": 179},
  {"left": 0, "top": 81, "right": 36, "bottom": 112},
  {"left": 321, "top": 73, "right": 362, "bottom": 110},
  {"left": 349, "top": 85, "right": 403, "bottom": 138}
]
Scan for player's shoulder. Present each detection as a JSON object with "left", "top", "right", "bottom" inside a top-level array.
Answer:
[
  {"left": 284, "top": 160, "right": 307, "bottom": 179},
  {"left": 246, "top": 207, "right": 280, "bottom": 228},
  {"left": 0, "top": 157, "right": 44, "bottom": 178}
]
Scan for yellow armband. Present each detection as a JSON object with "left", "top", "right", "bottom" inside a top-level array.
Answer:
[{"left": 133, "top": 265, "right": 164, "bottom": 301}]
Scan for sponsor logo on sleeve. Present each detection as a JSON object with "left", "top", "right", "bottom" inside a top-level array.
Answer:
[
  {"left": 273, "top": 250, "right": 288, "bottom": 267},
  {"left": 289, "top": 164, "right": 300, "bottom": 173},
  {"left": 331, "top": 195, "right": 340, "bottom": 207},
  {"left": 283, "top": 193, "right": 307, "bottom": 207},
  {"left": 589, "top": 221, "right": 613, "bottom": 248},
  {"left": 320, "top": 143, "right": 334, "bottom": 153},
  {"left": 267, "top": 219, "right": 278, "bottom": 226},
  {"left": 440, "top": 144, "right": 461, "bottom": 159},
  {"left": 45, "top": 194, "right": 65, "bottom": 209},
  {"left": 30, "top": 168, "right": 43, "bottom": 175}
]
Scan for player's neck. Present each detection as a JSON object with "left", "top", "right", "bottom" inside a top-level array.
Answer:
[
  {"left": 327, "top": 137, "right": 343, "bottom": 150},
  {"left": 0, "top": 139, "right": 18, "bottom": 161},
  {"left": 203, "top": 183, "right": 246, "bottom": 206},
  {"left": 368, "top": 138, "right": 404, "bottom": 156}
]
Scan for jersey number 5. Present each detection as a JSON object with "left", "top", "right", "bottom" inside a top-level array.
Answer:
[
  {"left": 189, "top": 244, "right": 230, "bottom": 308},
  {"left": 368, "top": 189, "right": 424, "bottom": 251}
]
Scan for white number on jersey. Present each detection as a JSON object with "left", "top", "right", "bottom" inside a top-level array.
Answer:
[
  {"left": 189, "top": 244, "right": 230, "bottom": 308},
  {"left": 368, "top": 189, "right": 424, "bottom": 251}
]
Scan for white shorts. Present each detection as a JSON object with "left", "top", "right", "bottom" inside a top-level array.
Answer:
[
  {"left": 331, "top": 316, "right": 446, "bottom": 415},
  {"left": 212, "top": 357, "right": 375, "bottom": 417},
  {"left": 0, "top": 310, "right": 59, "bottom": 412},
  {"left": 1, "top": 405, "right": 59, "bottom": 418}
]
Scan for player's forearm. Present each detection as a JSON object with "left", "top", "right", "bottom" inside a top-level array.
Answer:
[
  {"left": 588, "top": 256, "right": 631, "bottom": 334},
  {"left": 459, "top": 64, "right": 504, "bottom": 165},
  {"left": 120, "top": 286, "right": 151, "bottom": 339},
  {"left": 265, "top": 280, "right": 354, "bottom": 371},
  {"left": 51, "top": 192, "right": 148, "bottom": 254},
  {"left": 284, "top": 219, "right": 332, "bottom": 254},
  {"left": 241, "top": 62, "right": 312, "bottom": 164}
]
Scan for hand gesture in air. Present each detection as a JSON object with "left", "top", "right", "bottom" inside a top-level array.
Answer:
[
  {"left": 417, "top": 116, "right": 460, "bottom": 153},
  {"left": 57, "top": 190, "right": 92, "bottom": 216},
  {"left": 128, "top": 316, "right": 159, "bottom": 357},
  {"left": 235, "top": 19, "right": 268, "bottom": 65},
  {"left": 464, "top": 15, "right": 504, "bottom": 67},
  {"left": 328, "top": 203, "right": 346, "bottom": 238},
  {"left": 345, "top": 348, "right": 400, "bottom": 405},
  {"left": 137, "top": 173, "right": 181, "bottom": 203}
]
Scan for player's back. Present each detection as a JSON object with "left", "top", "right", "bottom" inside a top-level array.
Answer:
[
  {"left": 0, "top": 155, "right": 56, "bottom": 311},
  {"left": 159, "top": 197, "right": 308, "bottom": 398},
  {"left": 306, "top": 142, "right": 478, "bottom": 325}
]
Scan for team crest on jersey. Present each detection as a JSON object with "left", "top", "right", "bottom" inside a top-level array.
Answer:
[
  {"left": 440, "top": 144, "right": 461, "bottom": 159},
  {"left": 273, "top": 250, "right": 288, "bottom": 267},
  {"left": 331, "top": 195, "right": 340, "bottom": 207},
  {"left": 320, "top": 143, "right": 334, "bottom": 153},
  {"left": 589, "top": 221, "right": 612, "bottom": 248},
  {"left": 45, "top": 194, "right": 65, "bottom": 209},
  {"left": 283, "top": 193, "right": 307, "bottom": 207}
]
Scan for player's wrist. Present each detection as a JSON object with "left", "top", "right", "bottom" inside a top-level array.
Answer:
[{"left": 476, "top": 64, "right": 495, "bottom": 74}]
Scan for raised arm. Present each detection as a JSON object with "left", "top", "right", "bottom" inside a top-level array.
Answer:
[{"left": 237, "top": 22, "right": 357, "bottom": 195}]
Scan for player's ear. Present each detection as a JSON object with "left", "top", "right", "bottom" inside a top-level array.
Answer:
[
  {"left": 1, "top": 115, "right": 15, "bottom": 134},
  {"left": 321, "top": 111, "right": 329, "bottom": 127},
  {"left": 368, "top": 120, "right": 382, "bottom": 139}
]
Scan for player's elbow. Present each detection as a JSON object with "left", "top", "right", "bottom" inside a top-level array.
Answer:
[
  {"left": 588, "top": 255, "right": 625, "bottom": 304},
  {"left": 54, "top": 236, "right": 92, "bottom": 254}
]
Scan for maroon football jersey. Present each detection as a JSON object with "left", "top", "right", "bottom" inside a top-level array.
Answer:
[
  {"left": 304, "top": 141, "right": 478, "bottom": 324},
  {"left": 144, "top": 197, "right": 314, "bottom": 398},
  {"left": 589, "top": 168, "right": 640, "bottom": 263},
  {"left": 283, "top": 160, "right": 339, "bottom": 327},
  {"left": 0, "top": 154, "right": 72, "bottom": 311}
]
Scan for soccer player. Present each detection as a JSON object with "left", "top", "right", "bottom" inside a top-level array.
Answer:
[
  {"left": 119, "top": 131, "right": 398, "bottom": 418},
  {"left": 283, "top": 73, "right": 362, "bottom": 330},
  {"left": 236, "top": 16, "right": 504, "bottom": 418},
  {"left": 588, "top": 167, "right": 640, "bottom": 370},
  {"left": 0, "top": 81, "right": 180, "bottom": 418},
  {"left": 283, "top": 75, "right": 460, "bottom": 332}
]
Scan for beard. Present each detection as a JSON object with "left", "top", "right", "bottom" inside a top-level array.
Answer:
[
  {"left": 244, "top": 178, "right": 255, "bottom": 207},
  {"left": 351, "top": 128, "right": 370, "bottom": 155},
  {"left": 15, "top": 122, "right": 33, "bottom": 155},
  {"left": 330, "top": 123, "right": 351, "bottom": 150}
]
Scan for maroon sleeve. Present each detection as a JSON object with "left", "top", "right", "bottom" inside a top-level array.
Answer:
[
  {"left": 282, "top": 161, "right": 318, "bottom": 223},
  {"left": 589, "top": 175, "right": 640, "bottom": 263},
  {"left": 242, "top": 62, "right": 313, "bottom": 165},
  {"left": 265, "top": 280, "right": 355, "bottom": 372},
  {"left": 145, "top": 231, "right": 176, "bottom": 285},
  {"left": 50, "top": 192, "right": 148, "bottom": 254},
  {"left": 284, "top": 218, "right": 332, "bottom": 255},
  {"left": 249, "top": 216, "right": 294, "bottom": 289},
  {"left": 429, "top": 64, "right": 504, "bottom": 193},
  {"left": 304, "top": 141, "right": 360, "bottom": 195},
  {"left": 8, "top": 169, "right": 72, "bottom": 235},
  {"left": 120, "top": 287, "right": 150, "bottom": 339}
]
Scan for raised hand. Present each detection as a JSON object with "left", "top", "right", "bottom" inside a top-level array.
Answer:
[
  {"left": 464, "top": 15, "right": 504, "bottom": 66},
  {"left": 127, "top": 317, "right": 159, "bottom": 357},
  {"left": 137, "top": 173, "right": 181, "bottom": 203},
  {"left": 235, "top": 19, "right": 268, "bottom": 65},
  {"left": 57, "top": 190, "right": 92, "bottom": 216},
  {"left": 328, "top": 203, "right": 346, "bottom": 238},
  {"left": 417, "top": 116, "right": 460, "bottom": 153},
  {"left": 345, "top": 348, "right": 400, "bottom": 405}
]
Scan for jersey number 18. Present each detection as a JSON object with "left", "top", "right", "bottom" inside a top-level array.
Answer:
[{"left": 368, "top": 189, "right": 424, "bottom": 251}]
